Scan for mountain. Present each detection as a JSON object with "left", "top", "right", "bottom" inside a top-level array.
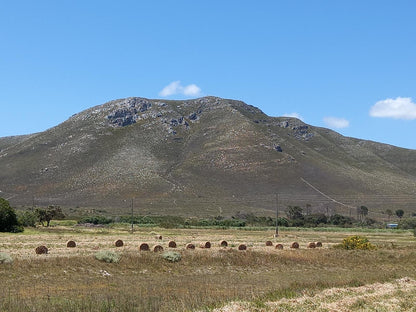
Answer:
[{"left": 1, "top": 96, "right": 416, "bottom": 218}]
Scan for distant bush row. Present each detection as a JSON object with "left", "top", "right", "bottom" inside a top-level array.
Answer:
[
  {"left": 78, "top": 215, "right": 247, "bottom": 228},
  {"left": 76, "top": 212, "right": 391, "bottom": 229}
]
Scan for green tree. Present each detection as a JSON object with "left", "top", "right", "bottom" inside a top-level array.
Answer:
[
  {"left": 0, "top": 198, "right": 23, "bottom": 232},
  {"left": 35, "top": 205, "right": 65, "bottom": 227},
  {"left": 395, "top": 209, "right": 404, "bottom": 219},
  {"left": 385, "top": 209, "right": 393, "bottom": 221},
  {"left": 358, "top": 206, "right": 368, "bottom": 221},
  {"left": 286, "top": 206, "right": 304, "bottom": 220},
  {"left": 304, "top": 213, "right": 328, "bottom": 227},
  {"left": 305, "top": 203, "right": 312, "bottom": 215},
  {"left": 329, "top": 214, "right": 354, "bottom": 226},
  {"left": 17, "top": 210, "right": 37, "bottom": 227}
]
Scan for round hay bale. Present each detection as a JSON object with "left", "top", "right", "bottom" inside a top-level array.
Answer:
[
  {"left": 275, "top": 243, "right": 284, "bottom": 250},
  {"left": 220, "top": 240, "right": 228, "bottom": 247},
  {"left": 66, "top": 240, "right": 76, "bottom": 248},
  {"left": 155, "top": 235, "right": 162, "bottom": 240},
  {"left": 139, "top": 243, "right": 150, "bottom": 251},
  {"left": 308, "top": 242, "right": 316, "bottom": 248},
  {"left": 153, "top": 245, "right": 164, "bottom": 252},
  {"left": 200, "top": 241, "right": 211, "bottom": 249},
  {"left": 238, "top": 244, "right": 247, "bottom": 251},
  {"left": 35, "top": 245, "right": 48, "bottom": 254},
  {"left": 265, "top": 240, "right": 273, "bottom": 246},
  {"left": 168, "top": 241, "right": 177, "bottom": 248},
  {"left": 115, "top": 239, "right": 124, "bottom": 247},
  {"left": 315, "top": 241, "right": 323, "bottom": 247},
  {"left": 290, "top": 242, "right": 300, "bottom": 249},
  {"left": 186, "top": 243, "right": 195, "bottom": 250}
]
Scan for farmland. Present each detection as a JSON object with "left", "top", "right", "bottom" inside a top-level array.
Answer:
[{"left": 1, "top": 224, "right": 416, "bottom": 311}]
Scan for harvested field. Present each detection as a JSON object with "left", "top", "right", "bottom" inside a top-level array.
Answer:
[
  {"left": 214, "top": 277, "right": 416, "bottom": 311},
  {"left": 0, "top": 225, "right": 415, "bottom": 311}
]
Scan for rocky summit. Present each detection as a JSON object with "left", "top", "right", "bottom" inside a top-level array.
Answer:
[{"left": 1, "top": 96, "right": 416, "bottom": 216}]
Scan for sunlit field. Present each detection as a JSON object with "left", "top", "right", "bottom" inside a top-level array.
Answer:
[{"left": 1, "top": 224, "right": 415, "bottom": 311}]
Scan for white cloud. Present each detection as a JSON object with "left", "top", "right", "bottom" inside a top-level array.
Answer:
[
  {"left": 369, "top": 97, "right": 416, "bottom": 120},
  {"left": 159, "top": 81, "right": 202, "bottom": 97},
  {"left": 159, "top": 81, "right": 181, "bottom": 97},
  {"left": 323, "top": 116, "right": 350, "bottom": 129},
  {"left": 283, "top": 112, "right": 303, "bottom": 121},
  {"left": 183, "top": 84, "right": 201, "bottom": 96}
]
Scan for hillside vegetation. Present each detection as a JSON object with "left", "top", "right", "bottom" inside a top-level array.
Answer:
[{"left": 1, "top": 97, "right": 416, "bottom": 217}]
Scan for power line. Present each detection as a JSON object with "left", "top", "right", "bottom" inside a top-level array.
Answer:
[{"left": 300, "top": 177, "right": 356, "bottom": 209}]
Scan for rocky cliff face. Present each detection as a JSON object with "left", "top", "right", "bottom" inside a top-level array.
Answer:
[{"left": 1, "top": 96, "right": 416, "bottom": 216}]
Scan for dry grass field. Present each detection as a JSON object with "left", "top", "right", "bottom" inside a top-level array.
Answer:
[{"left": 1, "top": 224, "right": 416, "bottom": 311}]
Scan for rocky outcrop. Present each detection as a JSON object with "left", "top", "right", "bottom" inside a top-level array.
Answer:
[
  {"left": 107, "top": 98, "right": 152, "bottom": 127},
  {"left": 274, "top": 119, "right": 314, "bottom": 141},
  {"left": 106, "top": 98, "right": 202, "bottom": 137}
]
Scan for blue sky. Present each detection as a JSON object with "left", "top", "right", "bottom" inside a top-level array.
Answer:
[{"left": 1, "top": 1, "right": 416, "bottom": 149}]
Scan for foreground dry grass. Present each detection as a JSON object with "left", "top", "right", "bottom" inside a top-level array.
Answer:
[
  {"left": 214, "top": 277, "right": 416, "bottom": 312},
  {"left": 0, "top": 225, "right": 416, "bottom": 311}
]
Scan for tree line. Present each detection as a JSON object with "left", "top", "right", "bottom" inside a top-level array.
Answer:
[
  {"left": 0, "top": 197, "right": 64, "bottom": 232},
  {"left": 0, "top": 196, "right": 414, "bottom": 232}
]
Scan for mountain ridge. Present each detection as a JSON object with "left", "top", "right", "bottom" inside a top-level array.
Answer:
[{"left": 1, "top": 96, "right": 415, "bottom": 217}]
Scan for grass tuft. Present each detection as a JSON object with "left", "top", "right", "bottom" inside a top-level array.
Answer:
[
  {"left": 94, "top": 250, "right": 121, "bottom": 263},
  {"left": 0, "top": 252, "right": 13, "bottom": 264},
  {"left": 162, "top": 251, "right": 182, "bottom": 262}
]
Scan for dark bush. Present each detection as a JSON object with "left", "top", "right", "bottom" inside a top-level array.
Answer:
[
  {"left": 276, "top": 217, "right": 289, "bottom": 227},
  {"left": 17, "top": 210, "right": 37, "bottom": 227},
  {"left": 329, "top": 214, "right": 355, "bottom": 226},
  {"left": 159, "top": 216, "right": 185, "bottom": 228},
  {"left": 304, "top": 213, "right": 328, "bottom": 227},
  {"left": 398, "top": 217, "right": 416, "bottom": 230},
  {"left": 289, "top": 219, "right": 305, "bottom": 227},
  {"left": 78, "top": 216, "right": 113, "bottom": 225},
  {"left": 0, "top": 198, "right": 23, "bottom": 233}
]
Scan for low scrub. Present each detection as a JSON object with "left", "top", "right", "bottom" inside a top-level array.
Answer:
[
  {"left": 94, "top": 250, "right": 121, "bottom": 263},
  {"left": 0, "top": 252, "right": 13, "bottom": 264},
  {"left": 337, "top": 235, "right": 376, "bottom": 250},
  {"left": 399, "top": 217, "right": 416, "bottom": 230},
  {"left": 78, "top": 216, "right": 113, "bottom": 225},
  {"left": 162, "top": 251, "right": 182, "bottom": 262}
]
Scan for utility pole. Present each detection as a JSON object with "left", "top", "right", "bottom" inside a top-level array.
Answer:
[
  {"left": 131, "top": 198, "right": 134, "bottom": 233},
  {"left": 274, "top": 193, "right": 279, "bottom": 237}
]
